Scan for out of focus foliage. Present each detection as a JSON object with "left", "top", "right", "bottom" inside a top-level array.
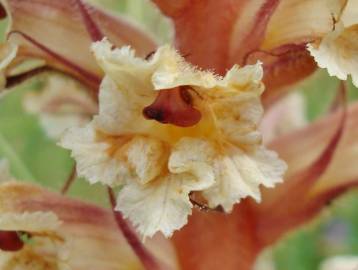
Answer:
[{"left": 0, "top": 1, "right": 358, "bottom": 269}]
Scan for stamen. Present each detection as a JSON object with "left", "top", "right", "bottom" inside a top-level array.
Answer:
[
  {"left": 0, "top": 231, "right": 25, "bottom": 252},
  {"left": 143, "top": 86, "right": 202, "bottom": 127}
]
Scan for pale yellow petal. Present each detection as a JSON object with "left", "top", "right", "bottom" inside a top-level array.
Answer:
[
  {"left": 168, "top": 137, "right": 216, "bottom": 185},
  {"left": 341, "top": 0, "right": 358, "bottom": 27},
  {"left": 126, "top": 136, "right": 166, "bottom": 185},
  {"left": 320, "top": 256, "right": 358, "bottom": 270},
  {"left": 308, "top": 24, "right": 358, "bottom": 87},
  {"left": 0, "top": 211, "right": 61, "bottom": 232},
  {"left": 59, "top": 123, "right": 130, "bottom": 186},
  {"left": 91, "top": 39, "right": 154, "bottom": 94},
  {"left": 204, "top": 146, "right": 286, "bottom": 212},
  {"left": 116, "top": 172, "right": 211, "bottom": 238},
  {"left": 262, "top": 0, "right": 341, "bottom": 49},
  {"left": 151, "top": 46, "right": 218, "bottom": 90},
  {"left": 93, "top": 76, "right": 151, "bottom": 135}
]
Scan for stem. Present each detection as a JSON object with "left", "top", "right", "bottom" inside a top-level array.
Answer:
[
  {"left": 61, "top": 166, "right": 76, "bottom": 194},
  {"left": 107, "top": 188, "right": 164, "bottom": 270},
  {"left": 0, "top": 133, "right": 36, "bottom": 182}
]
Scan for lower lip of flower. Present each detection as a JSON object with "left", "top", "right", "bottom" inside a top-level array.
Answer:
[{"left": 142, "top": 86, "right": 202, "bottom": 127}]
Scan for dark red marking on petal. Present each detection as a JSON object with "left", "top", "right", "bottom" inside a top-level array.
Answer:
[
  {"left": 0, "top": 231, "right": 24, "bottom": 252},
  {"left": 143, "top": 86, "right": 202, "bottom": 127},
  {"left": 8, "top": 31, "right": 101, "bottom": 88},
  {"left": 75, "top": 0, "right": 104, "bottom": 42}
]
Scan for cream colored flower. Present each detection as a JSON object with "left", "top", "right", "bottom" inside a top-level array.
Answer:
[
  {"left": 320, "top": 255, "right": 358, "bottom": 270},
  {"left": 24, "top": 75, "right": 98, "bottom": 140},
  {"left": 60, "top": 39, "right": 287, "bottom": 238},
  {"left": 308, "top": 0, "right": 358, "bottom": 86},
  {"left": 0, "top": 211, "right": 69, "bottom": 270},
  {"left": 260, "top": 92, "right": 307, "bottom": 143}
]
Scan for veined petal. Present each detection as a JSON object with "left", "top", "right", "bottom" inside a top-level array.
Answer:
[
  {"left": 168, "top": 137, "right": 216, "bottom": 185},
  {"left": 1, "top": 0, "right": 156, "bottom": 88},
  {"left": 261, "top": 0, "right": 343, "bottom": 50},
  {"left": 116, "top": 173, "right": 211, "bottom": 238},
  {"left": 92, "top": 39, "right": 154, "bottom": 93},
  {"left": 308, "top": 24, "right": 358, "bottom": 87},
  {"left": 93, "top": 76, "right": 152, "bottom": 135},
  {"left": 126, "top": 136, "right": 167, "bottom": 185},
  {"left": 203, "top": 145, "right": 286, "bottom": 211},
  {"left": 152, "top": 0, "right": 345, "bottom": 100},
  {"left": 60, "top": 123, "right": 132, "bottom": 186},
  {"left": 0, "top": 182, "right": 178, "bottom": 270}
]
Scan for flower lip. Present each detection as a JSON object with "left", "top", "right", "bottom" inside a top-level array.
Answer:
[
  {"left": 142, "top": 86, "right": 202, "bottom": 127},
  {"left": 0, "top": 231, "right": 25, "bottom": 252}
]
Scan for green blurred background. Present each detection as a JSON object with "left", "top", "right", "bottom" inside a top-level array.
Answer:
[{"left": 1, "top": 1, "right": 358, "bottom": 269}]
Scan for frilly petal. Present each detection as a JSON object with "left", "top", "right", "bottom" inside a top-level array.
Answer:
[
  {"left": 204, "top": 145, "right": 286, "bottom": 212},
  {"left": 116, "top": 173, "right": 208, "bottom": 238},
  {"left": 91, "top": 39, "right": 154, "bottom": 94},
  {"left": 59, "top": 123, "right": 131, "bottom": 186},
  {"left": 308, "top": 24, "right": 358, "bottom": 87},
  {"left": 151, "top": 46, "right": 218, "bottom": 90},
  {"left": 126, "top": 136, "right": 167, "bottom": 185},
  {"left": 168, "top": 137, "right": 216, "bottom": 185}
]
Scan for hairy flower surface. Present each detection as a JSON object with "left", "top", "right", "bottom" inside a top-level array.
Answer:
[
  {"left": 60, "top": 39, "right": 286, "bottom": 238},
  {"left": 308, "top": 0, "right": 358, "bottom": 86}
]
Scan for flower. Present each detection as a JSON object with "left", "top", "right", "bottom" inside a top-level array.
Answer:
[
  {"left": 24, "top": 75, "right": 98, "bottom": 140},
  {"left": 60, "top": 38, "right": 286, "bottom": 238},
  {"left": 320, "top": 255, "right": 358, "bottom": 270},
  {"left": 308, "top": 0, "right": 358, "bottom": 86},
  {"left": 0, "top": 211, "right": 68, "bottom": 270},
  {"left": 0, "top": 181, "right": 178, "bottom": 270}
]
